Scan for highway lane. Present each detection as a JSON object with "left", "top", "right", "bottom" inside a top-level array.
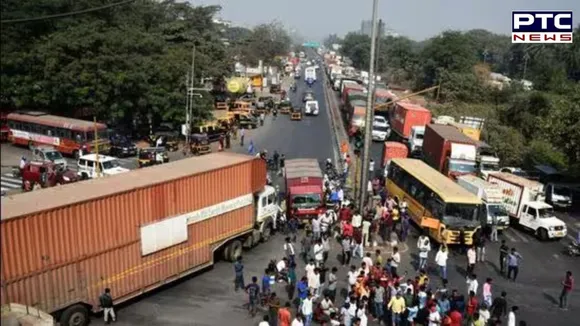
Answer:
[
  {"left": 323, "top": 77, "right": 580, "bottom": 325},
  {"left": 88, "top": 72, "right": 337, "bottom": 326}
]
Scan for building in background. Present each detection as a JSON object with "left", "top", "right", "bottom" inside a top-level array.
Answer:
[{"left": 360, "top": 19, "right": 386, "bottom": 37}]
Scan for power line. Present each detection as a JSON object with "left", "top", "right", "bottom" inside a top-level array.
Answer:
[{"left": 1, "top": 0, "right": 137, "bottom": 24}]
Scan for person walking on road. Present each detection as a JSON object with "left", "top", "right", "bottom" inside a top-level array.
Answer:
[
  {"left": 341, "top": 236, "right": 352, "bottom": 266},
  {"left": 559, "top": 271, "right": 574, "bottom": 310},
  {"left": 466, "top": 273, "right": 479, "bottom": 296},
  {"left": 483, "top": 278, "right": 493, "bottom": 307},
  {"left": 490, "top": 291, "right": 508, "bottom": 322},
  {"left": 417, "top": 233, "right": 431, "bottom": 271},
  {"left": 234, "top": 256, "right": 245, "bottom": 291},
  {"left": 245, "top": 276, "right": 261, "bottom": 317},
  {"left": 506, "top": 248, "right": 523, "bottom": 281},
  {"left": 99, "top": 288, "right": 116, "bottom": 324},
  {"left": 278, "top": 302, "right": 292, "bottom": 326},
  {"left": 474, "top": 230, "right": 487, "bottom": 262},
  {"left": 467, "top": 246, "right": 477, "bottom": 275},
  {"left": 507, "top": 306, "right": 519, "bottom": 326},
  {"left": 301, "top": 292, "right": 314, "bottom": 326},
  {"left": 390, "top": 246, "right": 401, "bottom": 277},
  {"left": 291, "top": 314, "right": 304, "bottom": 326},
  {"left": 499, "top": 240, "right": 509, "bottom": 275},
  {"left": 239, "top": 127, "right": 245, "bottom": 146},
  {"left": 435, "top": 245, "right": 449, "bottom": 280},
  {"left": 284, "top": 237, "right": 296, "bottom": 266},
  {"left": 268, "top": 292, "right": 281, "bottom": 326}
]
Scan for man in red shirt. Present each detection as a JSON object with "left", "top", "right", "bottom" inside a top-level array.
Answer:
[
  {"left": 466, "top": 290, "right": 478, "bottom": 318},
  {"left": 340, "top": 205, "right": 352, "bottom": 222},
  {"left": 342, "top": 220, "right": 354, "bottom": 238},
  {"left": 560, "top": 270, "right": 574, "bottom": 309},
  {"left": 277, "top": 301, "right": 292, "bottom": 326},
  {"left": 448, "top": 306, "right": 463, "bottom": 326}
]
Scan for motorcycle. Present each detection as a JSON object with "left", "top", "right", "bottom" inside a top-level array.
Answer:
[{"left": 568, "top": 240, "right": 580, "bottom": 256}]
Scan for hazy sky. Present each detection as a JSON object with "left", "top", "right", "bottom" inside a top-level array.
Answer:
[{"left": 193, "top": 0, "right": 579, "bottom": 41}]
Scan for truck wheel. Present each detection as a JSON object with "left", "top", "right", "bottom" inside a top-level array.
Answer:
[
  {"left": 243, "top": 233, "right": 255, "bottom": 249},
  {"left": 537, "top": 228, "right": 548, "bottom": 241},
  {"left": 227, "top": 240, "right": 243, "bottom": 262},
  {"left": 59, "top": 304, "right": 89, "bottom": 326},
  {"left": 261, "top": 223, "right": 272, "bottom": 242}
]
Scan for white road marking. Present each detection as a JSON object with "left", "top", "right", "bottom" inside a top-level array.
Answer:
[
  {"left": 552, "top": 253, "right": 560, "bottom": 260},
  {"left": 1, "top": 187, "right": 10, "bottom": 192}
]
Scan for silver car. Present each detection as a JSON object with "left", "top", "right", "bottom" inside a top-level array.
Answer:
[{"left": 32, "top": 146, "right": 68, "bottom": 169}]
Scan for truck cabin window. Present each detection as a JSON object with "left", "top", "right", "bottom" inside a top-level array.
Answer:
[
  {"left": 443, "top": 203, "right": 479, "bottom": 226},
  {"left": 414, "top": 133, "right": 424, "bottom": 140},
  {"left": 448, "top": 161, "right": 477, "bottom": 174},
  {"left": 538, "top": 207, "right": 554, "bottom": 218},
  {"left": 291, "top": 194, "right": 321, "bottom": 208},
  {"left": 487, "top": 203, "right": 508, "bottom": 217},
  {"left": 553, "top": 186, "right": 571, "bottom": 197},
  {"left": 480, "top": 163, "right": 499, "bottom": 171}
]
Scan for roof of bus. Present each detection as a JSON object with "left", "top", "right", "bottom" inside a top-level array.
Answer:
[
  {"left": 391, "top": 158, "right": 481, "bottom": 204},
  {"left": 6, "top": 112, "right": 107, "bottom": 132}
]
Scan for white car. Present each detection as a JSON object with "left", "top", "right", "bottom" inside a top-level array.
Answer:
[
  {"left": 372, "top": 125, "right": 390, "bottom": 141},
  {"left": 77, "top": 154, "right": 130, "bottom": 179},
  {"left": 373, "top": 116, "right": 389, "bottom": 128},
  {"left": 304, "top": 100, "right": 319, "bottom": 116},
  {"left": 32, "top": 146, "right": 68, "bottom": 170}
]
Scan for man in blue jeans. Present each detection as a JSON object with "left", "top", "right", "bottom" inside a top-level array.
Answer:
[
  {"left": 373, "top": 283, "right": 385, "bottom": 321},
  {"left": 234, "top": 256, "right": 245, "bottom": 291}
]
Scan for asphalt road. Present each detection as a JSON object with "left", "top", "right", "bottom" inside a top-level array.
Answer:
[{"left": 325, "top": 75, "right": 580, "bottom": 326}]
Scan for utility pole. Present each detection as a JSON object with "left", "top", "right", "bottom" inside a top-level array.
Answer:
[
  {"left": 185, "top": 72, "right": 191, "bottom": 145},
  {"left": 93, "top": 116, "right": 100, "bottom": 177},
  {"left": 186, "top": 45, "right": 196, "bottom": 147},
  {"left": 359, "top": 0, "right": 379, "bottom": 209}
]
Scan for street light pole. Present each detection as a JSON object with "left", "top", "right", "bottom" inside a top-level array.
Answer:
[{"left": 359, "top": 0, "right": 379, "bottom": 209}]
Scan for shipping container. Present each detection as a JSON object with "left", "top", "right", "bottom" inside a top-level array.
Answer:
[
  {"left": 423, "top": 124, "right": 477, "bottom": 179},
  {"left": 341, "top": 83, "right": 365, "bottom": 104},
  {"left": 1, "top": 153, "right": 267, "bottom": 326},
  {"left": 382, "top": 141, "right": 409, "bottom": 167},
  {"left": 390, "top": 102, "right": 431, "bottom": 139}
]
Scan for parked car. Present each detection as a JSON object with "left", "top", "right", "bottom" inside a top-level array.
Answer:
[{"left": 32, "top": 145, "right": 68, "bottom": 170}]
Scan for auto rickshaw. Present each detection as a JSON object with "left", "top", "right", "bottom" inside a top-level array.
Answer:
[
  {"left": 189, "top": 134, "right": 211, "bottom": 155},
  {"left": 279, "top": 100, "right": 292, "bottom": 114},
  {"left": 138, "top": 147, "right": 169, "bottom": 168},
  {"left": 291, "top": 106, "right": 302, "bottom": 120}
]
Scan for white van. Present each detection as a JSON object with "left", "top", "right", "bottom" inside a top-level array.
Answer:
[
  {"left": 77, "top": 154, "right": 130, "bottom": 179},
  {"left": 304, "top": 100, "right": 319, "bottom": 116}
]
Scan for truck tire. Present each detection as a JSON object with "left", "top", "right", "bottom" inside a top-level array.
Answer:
[
  {"left": 243, "top": 233, "right": 255, "bottom": 249},
  {"left": 59, "top": 304, "right": 89, "bottom": 326},
  {"left": 537, "top": 228, "right": 548, "bottom": 241},
  {"left": 261, "top": 222, "right": 272, "bottom": 242},
  {"left": 227, "top": 240, "right": 243, "bottom": 262}
]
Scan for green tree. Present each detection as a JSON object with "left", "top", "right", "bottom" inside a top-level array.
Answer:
[{"left": 236, "top": 22, "right": 291, "bottom": 66}]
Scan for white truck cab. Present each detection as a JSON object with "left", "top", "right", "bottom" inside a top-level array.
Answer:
[
  {"left": 487, "top": 172, "right": 567, "bottom": 240},
  {"left": 251, "top": 185, "right": 282, "bottom": 243},
  {"left": 304, "top": 100, "right": 319, "bottom": 115},
  {"left": 457, "top": 175, "right": 510, "bottom": 229},
  {"left": 77, "top": 154, "right": 130, "bottom": 179},
  {"left": 407, "top": 126, "right": 425, "bottom": 152}
]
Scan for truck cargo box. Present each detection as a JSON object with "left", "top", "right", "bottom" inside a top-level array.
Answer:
[
  {"left": 487, "top": 172, "right": 544, "bottom": 217},
  {"left": 390, "top": 102, "right": 431, "bottom": 139},
  {"left": 342, "top": 83, "right": 365, "bottom": 104},
  {"left": 382, "top": 141, "right": 409, "bottom": 167},
  {"left": 423, "top": 124, "right": 476, "bottom": 176},
  {"left": 1, "top": 153, "right": 266, "bottom": 322}
]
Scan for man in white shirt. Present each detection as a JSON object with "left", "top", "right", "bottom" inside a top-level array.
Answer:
[
  {"left": 351, "top": 211, "right": 362, "bottom": 228},
  {"left": 428, "top": 305, "right": 441, "bottom": 326},
  {"left": 291, "top": 315, "right": 304, "bottom": 326},
  {"left": 391, "top": 246, "right": 401, "bottom": 276},
  {"left": 416, "top": 234, "right": 431, "bottom": 271},
  {"left": 308, "top": 268, "right": 321, "bottom": 297},
  {"left": 337, "top": 188, "right": 344, "bottom": 203},
  {"left": 284, "top": 237, "right": 295, "bottom": 265},
  {"left": 276, "top": 258, "right": 288, "bottom": 280},
  {"left": 435, "top": 246, "right": 449, "bottom": 280},
  {"left": 320, "top": 294, "right": 335, "bottom": 316},
  {"left": 301, "top": 292, "right": 314, "bottom": 324},
  {"left": 320, "top": 212, "right": 332, "bottom": 234},
  {"left": 362, "top": 253, "right": 373, "bottom": 270},
  {"left": 362, "top": 218, "right": 372, "bottom": 247},
  {"left": 305, "top": 260, "right": 315, "bottom": 278},
  {"left": 347, "top": 266, "right": 358, "bottom": 286},
  {"left": 313, "top": 239, "right": 324, "bottom": 267},
  {"left": 258, "top": 315, "right": 270, "bottom": 326},
  {"left": 311, "top": 215, "right": 322, "bottom": 240},
  {"left": 507, "top": 305, "right": 518, "bottom": 326},
  {"left": 466, "top": 273, "right": 479, "bottom": 296}
]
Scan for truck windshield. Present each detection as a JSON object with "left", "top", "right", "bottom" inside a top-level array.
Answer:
[
  {"left": 480, "top": 163, "right": 499, "bottom": 171},
  {"left": 449, "top": 161, "right": 476, "bottom": 174},
  {"left": 101, "top": 160, "right": 121, "bottom": 170},
  {"left": 45, "top": 151, "right": 63, "bottom": 161},
  {"left": 373, "top": 126, "right": 389, "bottom": 132},
  {"left": 538, "top": 207, "right": 555, "bottom": 218},
  {"left": 443, "top": 203, "right": 479, "bottom": 227},
  {"left": 488, "top": 203, "right": 508, "bottom": 217},
  {"left": 414, "top": 133, "right": 424, "bottom": 140},
  {"left": 554, "top": 187, "right": 571, "bottom": 197},
  {"left": 291, "top": 194, "right": 322, "bottom": 208}
]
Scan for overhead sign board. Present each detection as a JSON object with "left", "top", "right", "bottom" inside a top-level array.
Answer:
[{"left": 302, "top": 42, "right": 320, "bottom": 48}]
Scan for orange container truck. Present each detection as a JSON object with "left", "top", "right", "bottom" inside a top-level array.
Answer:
[{"left": 1, "top": 152, "right": 280, "bottom": 326}]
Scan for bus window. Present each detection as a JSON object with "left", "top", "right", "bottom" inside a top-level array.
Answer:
[{"left": 444, "top": 203, "right": 478, "bottom": 222}]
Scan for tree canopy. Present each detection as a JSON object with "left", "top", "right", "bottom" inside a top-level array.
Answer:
[
  {"left": 339, "top": 28, "right": 580, "bottom": 173},
  {"left": 1, "top": 0, "right": 291, "bottom": 128}
]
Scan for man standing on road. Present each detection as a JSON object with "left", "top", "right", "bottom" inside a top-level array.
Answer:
[
  {"left": 483, "top": 278, "right": 493, "bottom": 307},
  {"left": 301, "top": 292, "right": 314, "bottom": 326},
  {"left": 245, "top": 276, "right": 261, "bottom": 317},
  {"left": 417, "top": 233, "right": 431, "bottom": 271},
  {"left": 490, "top": 291, "right": 508, "bottom": 322},
  {"left": 435, "top": 245, "right": 449, "bottom": 280},
  {"left": 234, "top": 256, "right": 245, "bottom": 291},
  {"left": 278, "top": 302, "right": 292, "bottom": 326},
  {"left": 467, "top": 246, "right": 477, "bottom": 275},
  {"left": 312, "top": 215, "right": 322, "bottom": 241},
  {"left": 313, "top": 239, "right": 324, "bottom": 268},
  {"left": 268, "top": 292, "right": 281, "bottom": 326},
  {"left": 284, "top": 237, "right": 296, "bottom": 266},
  {"left": 239, "top": 127, "right": 245, "bottom": 146},
  {"left": 506, "top": 248, "right": 523, "bottom": 281},
  {"left": 474, "top": 230, "right": 487, "bottom": 262},
  {"left": 99, "top": 288, "right": 116, "bottom": 324},
  {"left": 559, "top": 271, "right": 574, "bottom": 310},
  {"left": 499, "top": 240, "right": 509, "bottom": 275},
  {"left": 291, "top": 313, "right": 304, "bottom": 326},
  {"left": 507, "top": 306, "right": 519, "bottom": 326}
]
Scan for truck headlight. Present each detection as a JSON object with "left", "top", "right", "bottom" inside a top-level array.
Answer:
[{"left": 63, "top": 176, "right": 70, "bottom": 182}]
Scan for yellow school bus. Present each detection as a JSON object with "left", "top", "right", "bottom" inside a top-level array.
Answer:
[{"left": 386, "top": 158, "right": 482, "bottom": 245}]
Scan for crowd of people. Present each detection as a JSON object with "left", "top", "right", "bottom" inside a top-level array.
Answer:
[{"left": 233, "top": 185, "right": 574, "bottom": 326}]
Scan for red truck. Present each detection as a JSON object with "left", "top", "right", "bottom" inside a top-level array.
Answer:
[
  {"left": 341, "top": 83, "right": 365, "bottom": 105},
  {"left": 390, "top": 102, "right": 431, "bottom": 140},
  {"left": 422, "top": 124, "right": 478, "bottom": 179},
  {"left": 285, "top": 158, "right": 325, "bottom": 221}
]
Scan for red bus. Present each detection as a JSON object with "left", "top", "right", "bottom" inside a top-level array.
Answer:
[{"left": 6, "top": 111, "right": 111, "bottom": 158}]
